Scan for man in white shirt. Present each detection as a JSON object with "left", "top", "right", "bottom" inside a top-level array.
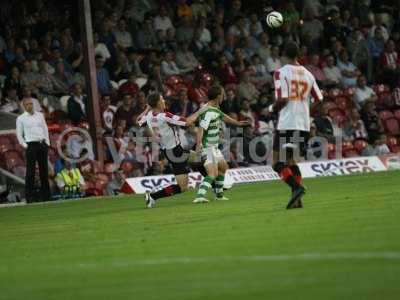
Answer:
[
  {"left": 16, "top": 98, "right": 51, "bottom": 203},
  {"left": 113, "top": 18, "right": 134, "bottom": 50},
  {"left": 323, "top": 55, "right": 342, "bottom": 87},
  {"left": 354, "top": 75, "right": 377, "bottom": 109},
  {"left": 153, "top": 6, "right": 174, "bottom": 33}
]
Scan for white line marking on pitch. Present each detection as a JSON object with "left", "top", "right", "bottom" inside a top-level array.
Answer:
[{"left": 70, "top": 252, "right": 400, "bottom": 269}]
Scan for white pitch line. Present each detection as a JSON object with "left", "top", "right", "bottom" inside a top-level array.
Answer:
[{"left": 70, "top": 252, "right": 400, "bottom": 269}]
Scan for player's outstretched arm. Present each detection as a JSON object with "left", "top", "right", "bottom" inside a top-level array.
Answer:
[
  {"left": 196, "top": 127, "right": 204, "bottom": 153},
  {"left": 222, "top": 114, "right": 251, "bottom": 127},
  {"left": 137, "top": 105, "right": 151, "bottom": 127},
  {"left": 186, "top": 104, "right": 209, "bottom": 126}
]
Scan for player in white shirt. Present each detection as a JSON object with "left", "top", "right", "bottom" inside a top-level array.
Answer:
[
  {"left": 137, "top": 93, "right": 207, "bottom": 208},
  {"left": 271, "top": 42, "right": 323, "bottom": 209}
]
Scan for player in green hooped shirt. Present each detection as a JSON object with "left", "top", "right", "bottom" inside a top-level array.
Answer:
[{"left": 194, "top": 86, "right": 250, "bottom": 203}]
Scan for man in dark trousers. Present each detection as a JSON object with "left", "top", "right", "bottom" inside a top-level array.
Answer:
[
  {"left": 16, "top": 98, "right": 51, "bottom": 203},
  {"left": 67, "top": 83, "right": 88, "bottom": 125}
]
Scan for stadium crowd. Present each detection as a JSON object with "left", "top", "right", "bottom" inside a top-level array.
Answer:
[{"left": 0, "top": 0, "right": 400, "bottom": 199}]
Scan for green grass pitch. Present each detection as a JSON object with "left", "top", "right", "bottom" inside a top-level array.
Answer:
[{"left": 1, "top": 171, "right": 400, "bottom": 300}]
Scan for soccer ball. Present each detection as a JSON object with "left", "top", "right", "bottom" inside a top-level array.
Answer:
[{"left": 266, "top": 11, "right": 283, "bottom": 28}]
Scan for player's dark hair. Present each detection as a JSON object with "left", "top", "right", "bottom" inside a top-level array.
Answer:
[
  {"left": 208, "top": 85, "right": 222, "bottom": 101},
  {"left": 147, "top": 92, "right": 161, "bottom": 108},
  {"left": 285, "top": 42, "right": 299, "bottom": 60}
]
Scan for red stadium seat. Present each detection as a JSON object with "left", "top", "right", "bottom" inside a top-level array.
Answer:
[
  {"left": 344, "top": 87, "right": 355, "bottom": 97},
  {"left": 328, "top": 88, "right": 342, "bottom": 98},
  {"left": 353, "top": 139, "right": 369, "bottom": 154},
  {"left": 376, "top": 92, "right": 393, "bottom": 109},
  {"left": 386, "top": 136, "right": 399, "bottom": 153},
  {"left": 335, "top": 96, "right": 350, "bottom": 111},
  {"left": 379, "top": 110, "right": 394, "bottom": 121},
  {"left": 121, "top": 161, "right": 133, "bottom": 174},
  {"left": 165, "top": 75, "right": 184, "bottom": 87},
  {"left": 394, "top": 109, "right": 400, "bottom": 120},
  {"left": 384, "top": 118, "right": 400, "bottom": 136}
]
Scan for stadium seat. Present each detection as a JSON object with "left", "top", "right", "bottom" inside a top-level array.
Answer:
[
  {"left": 335, "top": 96, "right": 350, "bottom": 111},
  {"left": 328, "top": 88, "right": 342, "bottom": 98},
  {"left": 344, "top": 87, "right": 355, "bottom": 97},
  {"left": 379, "top": 110, "right": 394, "bottom": 121},
  {"left": 384, "top": 118, "right": 400, "bottom": 136},
  {"left": 0, "top": 140, "right": 14, "bottom": 154},
  {"left": 394, "top": 109, "right": 400, "bottom": 120},
  {"left": 376, "top": 92, "right": 392, "bottom": 109},
  {"left": 121, "top": 161, "right": 134, "bottom": 174},
  {"left": 353, "top": 139, "right": 368, "bottom": 154},
  {"left": 386, "top": 136, "right": 399, "bottom": 153}
]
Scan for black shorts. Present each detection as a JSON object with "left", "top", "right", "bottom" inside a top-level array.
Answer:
[
  {"left": 163, "top": 145, "right": 190, "bottom": 175},
  {"left": 273, "top": 130, "right": 310, "bottom": 158}
]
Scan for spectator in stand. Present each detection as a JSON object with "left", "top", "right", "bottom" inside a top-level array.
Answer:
[
  {"left": 37, "top": 60, "right": 68, "bottom": 97},
  {"left": 232, "top": 47, "right": 249, "bottom": 75},
  {"left": 306, "top": 54, "right": 327, "bottom": 87},
  {"left": 337, "top": 50, "right": 360, "bottom": 87},
  {"left": 187, "top": 73, "right": 207, "bottom": 105},
  {"left": 220, "top": 89, "right": 240, "bottom": 115},
  {"left": 177, "top": 0, "right": 193, "bottom": 22},
  {"left": 99, "top": 18, "right": 118, "bottom": 57},
  {"left": 20, "top": 85, "right": 42, "bottom": 112},
  {"left": 344, "top": 108, "right": 368, "bottom": 141},
  {"left": 118, "top": 73, "right": 139, "bottom": 97},
  {"left": 226, "top": 0, "right": 242, "bottom": 25},
  {"left": 301, "top": 8, "right": 324, "bottom": 49},
  {"left": 346, "top": 30, "right": 372, "bottom": 82},
  {"left": 4, "top": 66, "right": 22, "bottom": 93},
  {"left": 266, "top": 46, "right": 282, "bottom": 74},
  {"left": 217, "top": 55, "right": 238, "bottom": 86},
  {"left": 20, "top": 60, "right": 40, "bottom": 91},
  {"left": 166, "top": 28, "right": 178, "bottom": 51},
  {"left": 133, "top": 90, "right": 147, "bottom": 115},
  {"left": 361, "top": 100, "right": 384, "bottom": 144},
  {"left": 249, "top": 54, "right": 273, "bottom": 86},
  {"left": 0, "top": 88, "right": 20, "bottom": 113},
  {"left": 67, "top": 83, "right": 88, "bottom": 125},
  {"left": 246, "top": 13, "right": 263, "bottom": 37},
  {"left": 368, "top": 27, "right": 386, "bottom": 63},
  {"left": 256, "top": 33, "right": 271, "bottom": 65},
  {"left": 127, "top": 49, "right": 147, "bottom": 78},
  {"left": 155, "top": 29, "right": 169, "bottom": 53},
  {"left": 373, "top": 135, "right": 391, "bottom": 155},
  {"left": 197, "top": 17, "right": 211, "bottom": 46},
  {"left": 297, "top": 45, "right": 309, "bottom": 65},
  {"left": 353, "top": 75, "right": 378, "bottom": 109},
  {"left": 110, "top": 51, "right": 130, "bottom": 81},
  {"left": 191, "top": 0, "right": 211, "bottom": 20},
  {"left": 176, "top": 16, "right": 194, "bottom": 43},
  {"left": 239, "top": 99, "right": 259, "bottom": 131},
  {"left": 113, "top": 18, "right": 133, "bottom": 50},
  {"left": 223, "top": 34, "right": 236, "bottom": 62},
  {"left": 95, "top": 55, "right": 113, "bottom": 95},
  {"left": 114, "top": 93, "right": 136, "bottom": 129},
  {"left": 323, "top": 55, "right": 342, "bottom": 87},
  {"left": 101, "top": 94, "right": 116, "bottom": 133},
  {"left": 228, "top": 15, "right": 249, "bottom": 39},
  {"left": 161, "top": 50, "right": 184, "bottom": 76},
  {"left": 135, "top": 17, "right": 157, "bottom": 50},
  {"left": 379, "top": 40, "right": 400, "bottom": 88},
  {"left": 313, "top": 104, "right": 335, "bottom": 143},
  {"left": 169, "top": 88, "right": 195, "bottom": 117},
  {"left": 369, "top": 14, "right": 389, "bottom": 42},
  {"left": 237, "top": 71, "right": 260, "bottom": 105},
  {"left": 176, "top": 42, "right": 199, "bottom": 73},
  {"left": 94, "top": 32, "right": 111, "bottom": 62},
  {"left": 154, "top": 6, "right": 174, "bottom": 34}
]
